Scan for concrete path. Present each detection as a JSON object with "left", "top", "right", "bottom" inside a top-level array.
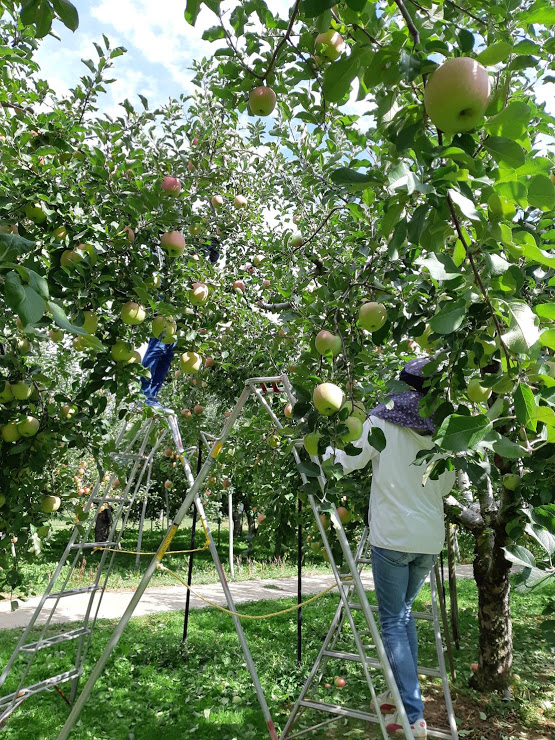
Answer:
[{"left": 0, "top": 565, "right": 475, "bottom": 631}]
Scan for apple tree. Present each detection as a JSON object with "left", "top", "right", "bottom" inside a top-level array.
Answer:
[{"left": 186, "top": 0, "right": 555, "bottom": 692}]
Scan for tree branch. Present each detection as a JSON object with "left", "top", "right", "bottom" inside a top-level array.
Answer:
[
  {"left": 393, "top": 0, "right": 420, "bottom": 46},
  {"left": 218, "top": 10, "right": 265, "bottom": 81},
  {"left": 257, "top": 300, "right": 293, "bottom": 311},
  {"left": 263, "top": 0, "right": 301, "bottom": 83},
  {"left": 445, "top": 494, "right": 484, "bottom": 532}
]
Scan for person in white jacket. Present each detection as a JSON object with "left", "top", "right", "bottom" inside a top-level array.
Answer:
[{"left": 324, "top": 358, "right": 455, "bottom": 739}]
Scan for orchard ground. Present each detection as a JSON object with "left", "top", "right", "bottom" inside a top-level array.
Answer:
[{"left": 0, "top": 579, "right": 552, "bottom": 740}]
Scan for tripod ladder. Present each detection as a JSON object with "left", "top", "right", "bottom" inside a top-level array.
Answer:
[
  {"left": 0, "top": 414, "right": 164, "bottom": 725},
  {"left": 280, "top": 500, "right": 458, "bottom": 739}
]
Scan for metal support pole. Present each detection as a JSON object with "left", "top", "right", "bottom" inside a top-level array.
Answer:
[
  {"left": 448, "top": 524, "right": 460, "bottom": 649},
  {"left": 434, "top": 562, "right": 456, "bottom": 682},
  {"left": 183, "top": 439, "right": 202, "bottom": 645},
  {"left": 297, "top": 496, "right": 302, "bottom": 666},
  {"left": 229, "top": 490, "right": 235, "bottom": 578}
]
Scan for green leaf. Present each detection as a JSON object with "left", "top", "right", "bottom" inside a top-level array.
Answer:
[
  {"left": 503, "top": 545, "right": 536, "bottom": 569},
  {"left": 514, "top": 383, "right": 536, "bottom": 428},
  {"left": 322, "top": 51, "right": 364, "bottom": 103},
  {"left": 0, "top": 233, "right": 35, "bottom": 263},
  {"left": 435, "top": 414, "right": 492, "bottom": 452},
  {"left": 367, "top": 427, "right": 386, "bottom": 452},
  {"left": 202, "top": 25, "right": 226, "bottom": 41},
  {"left": 448, "top": 189, "right": 481, "bottom": 221},
  {"left": 184, "top": 0, "right": 202, "bottom": 24},
  {"left": 301, "top": 0, "right": 336, "bottom": 17},
  {"left": 4, "top": 271, "right": 25, "bottom": 311},
  {"left": 47, "top": 301, "right": 90, "bottom": 336},
  {"left": 534, "top": 304, "right": 555, "bottom": 321},
  {"left": 540, "top": 329, "right": 555, "bottom": 350},
  {"left": 495, "top": 180, "right": 528, "bottom": 209},
  {"left": 51, "top": 0, "right": 79, "bottom": 31},
  {"left": 26, "top": 269, "right": 49, "bottom": 300},
  {"left": 520, "top": 241, "right": 555, "bottom": 269},
  {"left": 527, "top": 174, "right": 555, "bottom": 211},
  {"left": 417, "top": 253, "right": 461, "bottom": 282},
  {"left": 476, "top": 41, "right": 513, "bottom": 66},
  {"left": 429, "top": 299, "right": 467, "bottom": 334},
  {"left": 458, "top": 30, "right": 475, "bottom": 53},
  {"left": 330, "top": 167, "right": 377, "bottom": 189},
  {"left": 521, "top": 5, "right": 555, "bottom": 25},
  {"left": 491, "top": 435, "right": 529, "bottom": 459},
  {"left": 501, "top": 300, "right": 541, "bottom": 355},
  {"left": 19, "top": 286, "right": 46, "bottom": 325},
  {"left": 34, "top": 1, "right": 53, "bottom": 37},
  {"left": 297, "top": 461, "right": 322, "bottom": 478},
  {"left": 484, "top": 137, "right": 526, "bottom": 169},
  {"left": 346, "top": 0, "right": 367, "bottom": 9},
  {"left": 486, "top": 101, "right": 531, "bottom": 139}
]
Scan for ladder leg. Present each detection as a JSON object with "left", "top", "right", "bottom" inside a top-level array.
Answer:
[
  {"left": 434, "top": 562, "right": 456, "bottom": 682},
  {"left": 322, "top": 500, "right": 416, "bottom": 740},
  {"left": 430, "top": 570, "right": 459, "bottom": 740}
]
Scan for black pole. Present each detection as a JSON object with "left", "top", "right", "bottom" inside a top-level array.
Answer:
[
  {"left": 182, "top": 438, "right": 203, "bottom": 646},
  {"left": 297, "top": 496, "right": 302, "bottom": 665}
]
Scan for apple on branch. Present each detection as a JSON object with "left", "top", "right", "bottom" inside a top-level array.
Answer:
[
  {"left": 17, "top": 415, "right": 40, "bottom": 437},
  {"left": 315, "top": 330, "right": 342, "bottom": 356},
  {"left": 160, "top": 176, "right": 181, "bottom": 196},
  {"left": 60, "top": 249, "right": 83, "bottom": 269},
  {"left": 211, "top": 195, "right": 224, "bottom": 209},
  {"left": 314, "top": 30, "right": 345, "bottom": 61},
  {"left": 41, "top": 495, "right": 61, "bottom": 513},
  {"left": 233, "top": 280, "right": 246, "bottom": 293},
  {"left": 160, "top": 231, "right": 185, "bottom": 257},
  {"left": 358, "top": 302, "right": 388, "bottom": 332},
  {"left": 189, "top": 282, "right": 209, "bottom": 306},
  {"left": 1, "top": 421, "right": 20, "bottom": 443},
  {"left": 234, "top": 195, "right": 248, "bottom": 209},
  {"left": 424, "top": 57, "right": 490, "bottom": 134},
  {"left": 249, "top": 86, "right": 277, "bottom": 117},
  {"left": 180, "top": 352, "right": 202, "bottom": 374},
  {"left": 121, "top": 301, "right": 146, "bottom": 325},
  {"left": 313, "top": 383, "right": 345, "bottom": 416}
]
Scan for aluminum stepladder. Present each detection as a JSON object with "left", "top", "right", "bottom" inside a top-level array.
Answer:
[
  {"left": 0, "top": 413, "right": 164, "bottom": 726},
  {"left": 279, "top": 507, "right": 459, "bottom": 739},
  {"left": 55, "top": 388, "right": 286, "bottom": 740}
]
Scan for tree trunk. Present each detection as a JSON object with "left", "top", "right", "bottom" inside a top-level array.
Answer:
[
  {"left": 471, "top": 525, "right": 513, "bottom": 691},
  {"left": 232, "top": 508, "right": 242, "bottom": 540}
]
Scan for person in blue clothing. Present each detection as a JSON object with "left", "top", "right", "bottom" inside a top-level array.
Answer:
[{"left": 140, "top": 236, "right": 219, "bottom": 408}]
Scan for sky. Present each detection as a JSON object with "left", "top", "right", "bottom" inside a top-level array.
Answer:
[{"left": 34, "top": 0, "right": 293, "bottom": 116}]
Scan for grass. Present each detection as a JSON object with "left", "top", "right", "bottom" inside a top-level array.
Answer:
[
  {"left": 0, "top": 578, "right": 553, "bottom": 740},
  {"left": 10, "top": 517, "right": 331, "bottom": 599}
]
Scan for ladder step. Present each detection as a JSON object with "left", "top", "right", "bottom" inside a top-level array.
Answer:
[
  {"left": 299, "top": 699, "right": 379, "bottom": 724},
  {"left": 21, "top": 627, "right": 92, "bottom": 653},
  {"left": 322, "top": 649, "right": 441, "bottom": 677},
  {"left": 92, "top": 498, "right": 125, "bottom": 504},
  {"left": 109, "top": 452, "right": 144, "bottom": 460},
  {"left": 0, "top": 669, "right": 80, "bottom": 707},
  {"left": 357, "top": 557, "right": 372, "bottom": 564},
  {"left": 347, "top": 602, "right": 433, "bottom": 621},
  {"left": 70, "top": 542, "right": 118, "bottom": 550},
  {"left": 46, "top": 585, "right": 99, "bottom": 599}
]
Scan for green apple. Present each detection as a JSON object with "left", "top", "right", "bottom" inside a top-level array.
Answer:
[
  {"left": 466, "top": 378, "right": 492, "bottom": 403},
  {"left": 290, "top": 232, "right": 303, "bottom": 248},
  {"left": 129, "top": 350, "right": 142, "bottom": 364},
  {"left": 1, "top": 421, "right": 20, "bottom": 442},
  {"left": 41, "top": 495, "right": 61, "bottom": 513},
  {"left": 303, "top": 432, "right": 322, "bottom": 456},
  {"left": 313, "top": 383, "right": 345, "bottom": 416},
  {"left": 82, "top": 310, "right": 99, "bottom": 334},
  {"left": 0, "top": 381, "right": 13, "bottom": 403},
  {"left": 60, "top": 249, "right": 83, "bottom": 269},
  {"left": 25, "top": 203, "right": 47, "bottom": 223},
  {"left": 152, "top": 315, "right": 176, "bottom": 339},
  {"left": 53, "top": 225, "right": 68, "bottom": 240},
  {"left": 424, "top": 57, "right": 490, "bottom": 134},
  {"left": 253, "top": 254, "right": 265, "bottom": 266},
  {"left": 61, "top": 404, "right": 77, "bottom": 419},
  {"left": 341, "top": 400, "right": 366, "bottom": 422},
  {"left": 268, "top": 433, "right": 280, "bottom": 449},
  {"left": 16, "top": 338, "right": 31, "bottom": 355},
  {"left": 358, "top": 302, "right": 387, "bottom": 332},
  {"left": 72, "top": 336, "right": 88, "bottom": 351},
  {"left": 120, "top": 301, "right": 145, "bottom": 325},
  {"left": 189, "top": 282, "right": 209, "bottom": 306},
  {"left": 339, "top": 416, "right": 363, "bottom": 444},
  {"left": 189, "top": 223, "right": 203, "bottom": 237},
  {"left": 211, "top": 195, "right": 224, "bottom": 209},
  {"left": 49, "top": 329, "right": 64, "bottom": 343},
  {"left": 11, "top": 381, "right": 32, "bottom": 401},
  {"left": 315, "top": 330, "right": 342, "bottom": 356},
  {"left": 314, "top": 30, "right": 345, "bottom": 61},
  {"left": 502, "top": 474, "right": 520, "bottom": 491},
  {"left": 111, "top": 340, "right": 135, "bottom": 363},
  {"left": 17, "top": 415, "right": 39, "bottom": 437},
  {"left": 180, "top": 352, "right": 202, "bottom": 373},
  {"left": 234, "top": 195, "right": 248, "bottom": 209},
  {"left": 160, "top": 231, "right": 185, "bottom": 257},
  {"left": 249, "top": 86, "right": 277, "bottom": 116}
]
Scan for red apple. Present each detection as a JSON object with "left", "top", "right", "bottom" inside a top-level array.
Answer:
[
  {"left": 160, "top": 231, "right": 185, "bottom": 257},
  {"left": 249, "top": 86, "right": 277, "bottom": 116},
  {"left": 193, "top": 404, "right": 204, "bottom": 415},
  {"left": 161, "top": 176, "right": 181, "bottom": 195}
]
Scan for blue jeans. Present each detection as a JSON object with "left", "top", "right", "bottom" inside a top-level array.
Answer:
[
  {"left": 371, "top": 546, "right": 436, "bottom": 723},
  {"left": 141, "top": 338, "right": 176, "bottom": 401}
]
